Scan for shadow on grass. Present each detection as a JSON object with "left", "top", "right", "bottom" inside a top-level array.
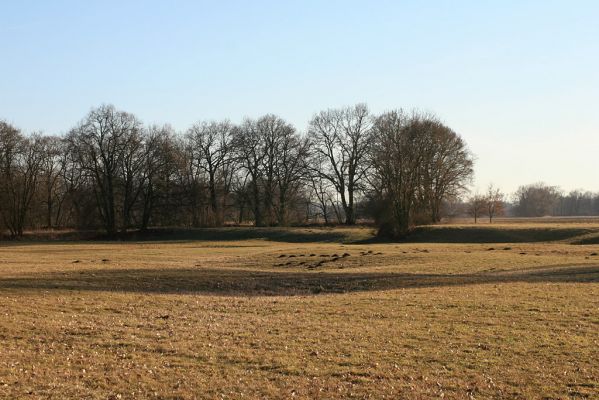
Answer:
[
  {"left": 405, "top": 226, "right": 599, "bottom": 244},
  {"left": 3, "top": 227, "right": 375, "bottom": 244},
  {"left": 120, "top": 227, "right": 368, "bottom": 243},
  {"left": 1, "top": 265, "right": 597, "bottom": 296}
]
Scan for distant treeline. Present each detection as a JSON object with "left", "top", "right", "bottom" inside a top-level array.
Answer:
[
  {"left": 511, "top": 183, "right": 599, "bottom": 217},
  {"left": 462, "top": 182, "right": 599, "bottom": 223},
  {"left": 0, "top": 104, "right": 474, "bottom": 238}
]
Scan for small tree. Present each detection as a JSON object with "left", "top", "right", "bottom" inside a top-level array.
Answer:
[
  {"left": 486, "top": 184, "right": 504, "bottom": 223},
  {"left": 467, "top": 193, "right": 487, "bottom": 224}
]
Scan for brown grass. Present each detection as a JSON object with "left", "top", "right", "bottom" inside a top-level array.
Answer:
[{"left": 0, "top": 228, "right": 597, "bottom": 399}]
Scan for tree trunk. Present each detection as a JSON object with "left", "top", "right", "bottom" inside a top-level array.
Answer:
[
  {"left": 252, "top": 180, "right": 262, "bottom": 226},
  {"left": 106, "top": 177, "right": 117, "bottom": 236},
  {"left": 345, "top": 183, "right": 356, "bottom": 225},
  {"left": 208, "top": 172, "right": 220, "bottom": 226},
  {"left": 141, "top": 183, "right": 153, "bottom": 231}
]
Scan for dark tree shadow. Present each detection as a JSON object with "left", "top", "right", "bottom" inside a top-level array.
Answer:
[
  {"left": 1, "top": 227, "right": 373, "bottom": 244},
  {"left": 1, "top": 265, "right": 597, "bottom": 296},
  {"left": 403, "top": 226, "right": 598, "bottom": 244},
  {"left": 120, "top": 227, "right": 363, "bottom": 243}
]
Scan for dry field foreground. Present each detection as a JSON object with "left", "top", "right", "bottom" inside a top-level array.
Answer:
[{"left": 0, "top": 226, "right": 598, "bottom": 399}]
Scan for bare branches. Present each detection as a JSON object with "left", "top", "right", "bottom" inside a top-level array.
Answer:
[
  {"left": 0, "top": 122, "right": 45, "bottom": 236},
  {"left": 68, "top": 105, "right": 144, "bottom": 235},
  {"left": 186, "top": 120, "right": 234, "bottom": 225},
  {"left": 370, "top": 110, "right": 474, "bottom": 237},
  {"left": 486, "top": 184, "right": 505, "bottom": 223},
  {"left": 0, "top": 102, "right": 482, "bottom": 236},
  {"left": 308, "top": 104, "right": 373, "bottom": 224}
]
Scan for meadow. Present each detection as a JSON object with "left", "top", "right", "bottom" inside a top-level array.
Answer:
[{"left": 0, "top": 223, "right": 597, "bottom": 399}]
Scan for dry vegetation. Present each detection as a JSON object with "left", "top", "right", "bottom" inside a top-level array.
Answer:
[{"left": 0, "top": 224, "right": 598, "bottom": 399}]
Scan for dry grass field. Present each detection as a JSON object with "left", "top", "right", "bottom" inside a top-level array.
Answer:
[{"left": 0, "top": 224, "right": 597, "bottom": 399}]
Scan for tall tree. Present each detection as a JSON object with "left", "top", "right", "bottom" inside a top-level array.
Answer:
[
  {"left": 0, "top": 122, "right": 44, "bottom": 237},
  {"left": 233, "top": 119, "right": 266, "bottom": 226},
  {"left": 187, "top": 120, "right": 234, "bottom": 226},
  {"left": 139, "top": 125, "right": 177, "bottom": 230},
  {"left": 370, "top": 111, "right": 474, "bottom": 237},
  {"left": 274, "top": 128, "right": 310, "bottom": 226},
  {"left": 119, "top": 122, "right": 147, "bottom": 232},
  {"left": 307, "top": 152, "right": 337, "bottom": 224},
  {"left": 420, "top": 118, "right": 473, "bottom": 222},
  {"left": 308, "top": 104, "right": 372, "bottom": 224},
  {"left": 486, "top": 184, "right": 504, "bottom": 223},
  {"left": 370, "top": 111, "right": 427, "bottom": 237},
  {"left": 67, "top": 105, "right": 143, "bottom": 235},
  {"left": 38, "top": 136, "right": 66, "bottom": 229}
]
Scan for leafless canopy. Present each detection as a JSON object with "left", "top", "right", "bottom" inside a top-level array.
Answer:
[
  {"left": 0, "top": 104, "right": 485, "bottom": 237},
  {"left": 308, "top": 104, "right": 372, "bottom": 225},
  {"left": 370, "top": 110, "right": 474, "bottom": 237}
]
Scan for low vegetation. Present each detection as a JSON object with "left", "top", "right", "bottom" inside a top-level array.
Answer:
[{"left": 0, "top": 224, "right": 597, "bottom": 399}]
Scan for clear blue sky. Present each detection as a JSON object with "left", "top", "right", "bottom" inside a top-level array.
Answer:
[{"left": 1, "top": 1, "right": 598, "bottom": 195}]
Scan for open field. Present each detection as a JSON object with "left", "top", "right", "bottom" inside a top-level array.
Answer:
[{"left": 0, "top": 225, "right": 598, "bottom": 399}]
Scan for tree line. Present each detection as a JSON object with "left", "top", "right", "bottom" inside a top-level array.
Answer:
[
  {"left": 0, "top": 104, "right": 474, "bottom": 238},
  {"left": 512, "top": 183, "right": 599, "bottom": 217},
  {"left": 465, "top": 183, "right": 599, "bottom": 222}
]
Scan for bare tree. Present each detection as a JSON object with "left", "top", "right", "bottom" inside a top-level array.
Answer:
[
  {"left": 59, "top": 137, "right": 89, "bottom": 228},
  {"left": 233, "top": 118, "right": 266, "bottom": 226},
  {"left": 467, "top": 193, "right": 487, "bottom": 224},
  {"left": 230, "top": 172, "right": 251, "bottom": 224},
  {"left": 307, "top": 152, "right": 337, "bottom": 224},
  {"left": 120, "top": 123, "right": 146, "bottom": 233},
  {"left": 420, "top": 118, "right": 473, "bottom": 222},
  {"left": 177, "top": 134, "right": 204, "bottom": 227},
  {"left": 308, "top": 104, "right": 372, "bottom": 224},
  {"left": 139, "top": 125, "right": 178, "bottom": 230},
  {"left": 256, "top": 115, "right": 285, "bottom": 225},
  {"left": 273, "top": 124, "right": 310, "bottom": 226},
  {"left": 37, "top": 136, "right": 66, "bottom": 229},
  {"left": 486, "top": 184, "right": 504, "bottom": 223},
  {"left": 231, "top": 115, "right": 310, "bottom": 226},
  {"left": 370, "top": 110, "right": 427, "bottom": 237},
  {"left": 370, "top": 111, "right": 474, "bottom": 236},
  {"left": 187, "top": 120, "right": 234, "bottom": 226},
  {"left": 513, "top": 183, "right": 561, "bottom": 217},
  {"left": 67, "top": 105, "right": 143, "bottom": 235},
  {"left": 0, "top": 123, "right": 44, "bottom": 236}
]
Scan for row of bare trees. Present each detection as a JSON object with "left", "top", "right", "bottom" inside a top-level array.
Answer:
[
  {"left": 0, "top": 104, "right": 474, "bottom": 237},
  {"left": 513, "top": 183, "right": 599, "bottom": 217},
  {"left": 467, "top": 185, "right": 505, "bottom": 223},
  {"left": 465, "top": 183, "right": 599, "bottom": 222}
]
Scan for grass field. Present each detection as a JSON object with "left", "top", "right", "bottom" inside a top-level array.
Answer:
[{"left": 0, "top": 224, "right": 597, "bottom": 399}]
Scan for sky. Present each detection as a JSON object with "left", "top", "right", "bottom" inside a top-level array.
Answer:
[{"left": 1, "top": 0, "right": 598, "bottom": 195}]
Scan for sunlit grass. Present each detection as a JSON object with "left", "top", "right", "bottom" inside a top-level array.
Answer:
[{"left": 0, "top": 227, "right": 597, "bottom": 399}]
